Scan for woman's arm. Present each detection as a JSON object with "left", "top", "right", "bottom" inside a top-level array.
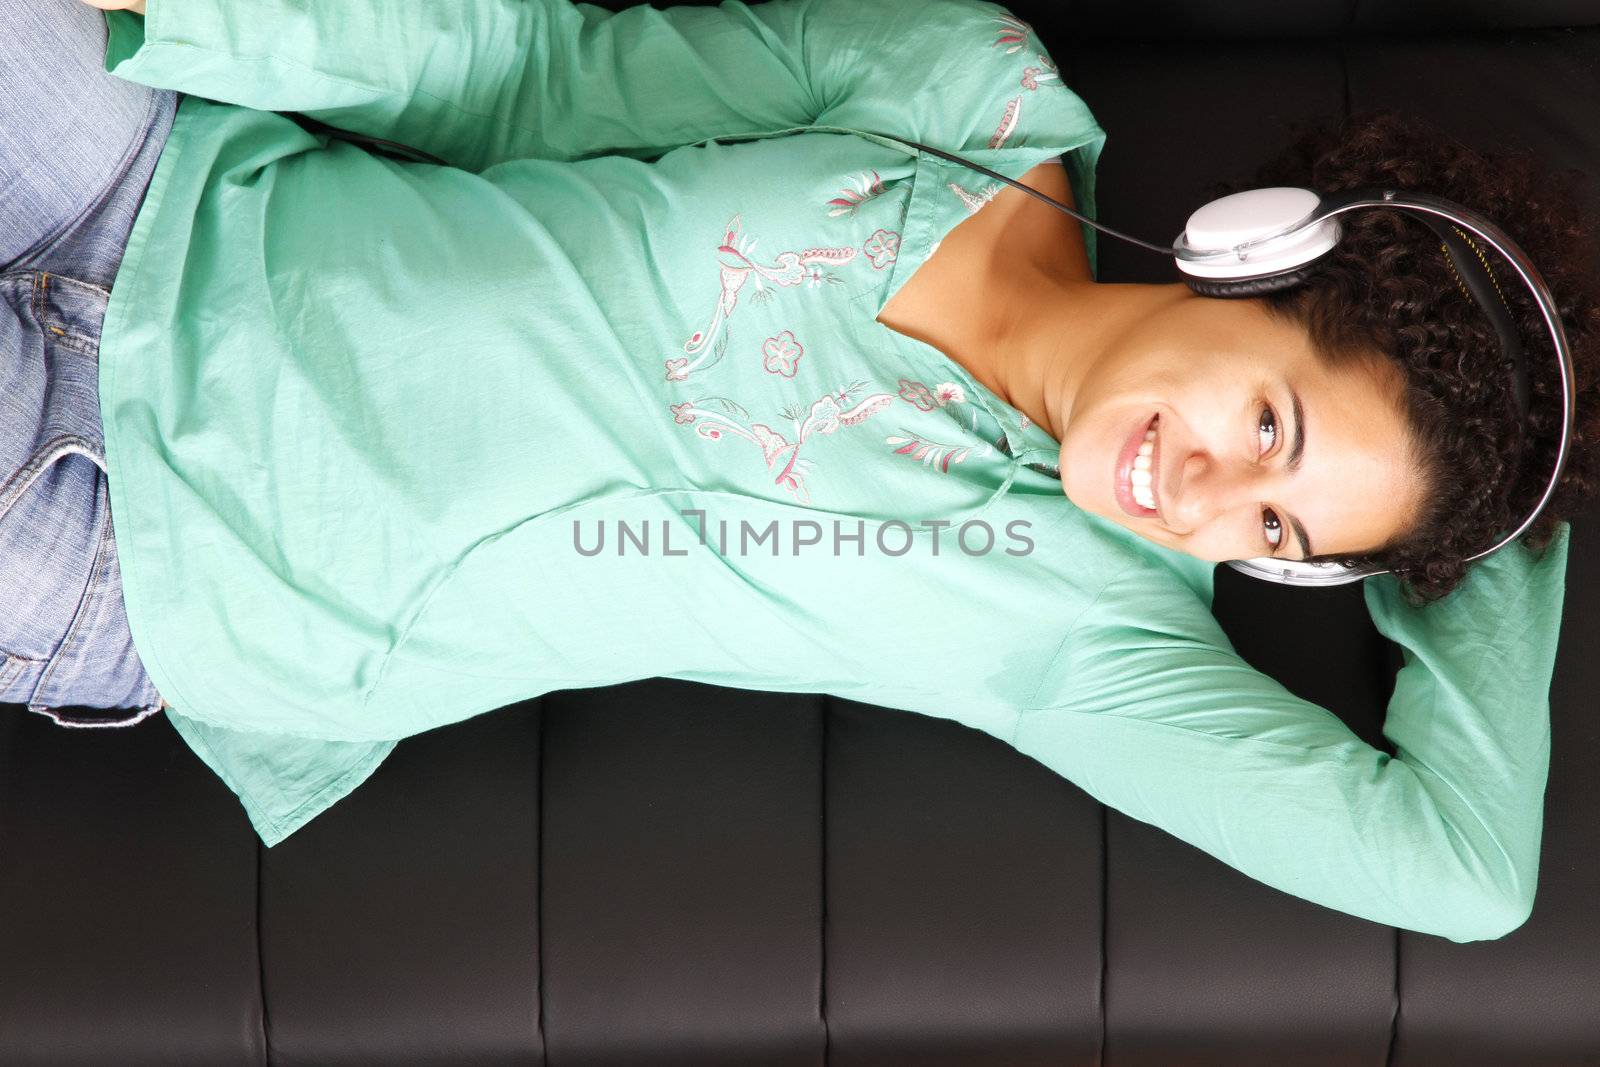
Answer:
[
  {"left": 91, "top": 0, "right": 1094, "bottom": 173},
  {"left": 1013, "top": 523, "right": 1572, "bottom": 943}
]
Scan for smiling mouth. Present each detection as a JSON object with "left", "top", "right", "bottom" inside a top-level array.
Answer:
[
  {"left": 1138, "top": 416, "right": 1160, "bottom": 514},
  {"left": 1116, "top": 413, "right": 1160, "bottom": 519}
]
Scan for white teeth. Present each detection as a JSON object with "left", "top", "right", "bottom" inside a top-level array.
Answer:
[
  {"left": 1126, "top": 417, "right": 1159, "bottom": 512},
  {"left": 1138, "top": 421, "right": 1157, "bottom": 510}
]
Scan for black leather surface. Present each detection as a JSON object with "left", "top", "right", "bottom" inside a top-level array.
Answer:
[
  {"left": 3, "top": 2, "right": 1598, "bottom": 1063},
  {"left": 258, "top": 705, "right": 545, "bottom": 1066},
  {"left": 0, "top": 710, "right": 264, "bottom": 1066},
  {"left": 1070, "top": 0, "right": 1600, "bottom": 39}
]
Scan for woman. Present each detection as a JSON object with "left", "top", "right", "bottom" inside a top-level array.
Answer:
[{"left": 13, "top": 0, "right": 1597, "bottom": 940}]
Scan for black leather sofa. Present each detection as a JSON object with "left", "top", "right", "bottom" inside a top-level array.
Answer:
[{"left": 4, "top": 2, "right": 1598, "bottom": 1063}]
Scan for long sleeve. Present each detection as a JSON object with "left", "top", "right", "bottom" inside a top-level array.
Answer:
[
  {"left": 103, "top": 0, "right": 1088, "bottom": 173},
  {"left": 1012, "top": 522, "right": 1572, "bottom": 943}
]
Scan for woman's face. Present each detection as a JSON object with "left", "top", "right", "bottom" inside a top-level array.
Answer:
[{"left": 1056, "top": 293, "right": 1426, "bottom": 563}]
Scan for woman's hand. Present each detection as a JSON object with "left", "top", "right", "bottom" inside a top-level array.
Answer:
[{"left": 80, "top": 0, "right": 146, "bottom": 13}]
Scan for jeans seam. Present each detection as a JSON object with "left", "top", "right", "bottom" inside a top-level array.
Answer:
[
  {"left": 44, "top": 333, "right": 99, "bottom": 356},
  {"left": 0, "top": 434, "right": 103, "bottom": 522},
  {"left": 29, "top": 495, "right": 115, "bottom": 709},
  {"left": 38, "top": 270, "right": 111, "bottom": 298},
  {"left": 0, "top": 654, "right": 29, "bottom": 691},
  {"left": 37, "top": 270, "right": 112, "bottom": 353}
]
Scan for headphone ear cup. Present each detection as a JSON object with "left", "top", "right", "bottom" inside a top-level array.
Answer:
[{"left": 1182, "top": 262, "right": 1321, "bottom": 298}]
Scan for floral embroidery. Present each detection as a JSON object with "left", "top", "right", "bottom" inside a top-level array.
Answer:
[
  {"left": 934, "top": 57, "right": 1030, "bottom": 215},
  {"left": 762, "top": 330, "right": 805, "bottom": 377},
  {"left": 672, "top": 382, "right": 895, "bottom": 504},
  {"left": 979, "top": 12, "right": 1068, "bottom": 92},
  {"left": 888, "top": 376, "right": 1009, "bottom": 472},
  {"left": 948, "top": 181, "right": 1002, "bottom": 215},
  {"left": 1021, "top": 53, "right": 1062, "bottom": 91},
  {"left": 947, "top": 92, "right": 1024, "bottom": 206},
  {"left": 898, "top": 376, "right": 974, "bottom": 410},
  {"left": 989, "top": 95, "right": 1022, "bottom": 149},
  {"left": 826, "top": 170, "right": 886, "bottom": 217},
  {"left": 863, "top": 228, "right": 901, "bottom": 269},
  {"left": 804, "top": 260, "right": 846, "bottom": 289},
  {"left": 672, "top": 215, "right": 854, "bottom": 381},
  {"left": 992, "top": 12, "right": 1067, "bottom": 92},
  {"left": 991, "top": 13, "right": 1033, "bottom": 54},
  {"left": 885, "top": 429, "right": 976, "bottom": 474},
  {"left": 898, "top": 378, "right": 938, "bottom": 411}
]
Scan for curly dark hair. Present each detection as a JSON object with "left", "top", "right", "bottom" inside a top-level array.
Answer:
[{"left": 1204, "top": 108, "right": 1600, "bottom": 605}]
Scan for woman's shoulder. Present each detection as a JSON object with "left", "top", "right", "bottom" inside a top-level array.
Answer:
[{"left": 1068, "top": 511, "right": 1222, "bottom": 622}]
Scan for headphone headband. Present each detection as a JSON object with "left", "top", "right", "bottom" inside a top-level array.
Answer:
[{"left": 1179, "top": 188, "right": 1572, "bottom": 586}]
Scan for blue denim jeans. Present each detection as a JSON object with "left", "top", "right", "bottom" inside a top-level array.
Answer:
[{"left": 0, "top": 0, "right": 176, "bottom": 725}]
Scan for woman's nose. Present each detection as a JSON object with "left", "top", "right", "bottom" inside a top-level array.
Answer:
[{"left": 1166, "top": 453, "right": 1267, "bottom": 531}]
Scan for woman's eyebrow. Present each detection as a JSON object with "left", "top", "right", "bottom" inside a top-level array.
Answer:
[
  {"left": 1285, "top": 384, "right": 1313, "bottom": 558},
  {"left": 1287, "top": 386, "right": 1307, "bottom": 474}
]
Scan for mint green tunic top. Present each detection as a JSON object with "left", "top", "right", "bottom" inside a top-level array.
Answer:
[{"left": 98, "top": 0, "right": 1570, "bottom": 942}]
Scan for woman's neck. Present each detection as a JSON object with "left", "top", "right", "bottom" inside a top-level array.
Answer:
[{"left": 979, "top": 276, "right": 1194, "bottom": 442}]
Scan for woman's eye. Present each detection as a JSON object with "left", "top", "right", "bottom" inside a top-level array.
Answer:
[
  {"left": 1258, "top": 403, "right": 1278, "bottom": 456},
  {"left": 1263, "top": 507, "right": 1283, "bottom": 552},
  {"left": 1259, "top": 403, "right": 1282, "bottom": 554}
]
